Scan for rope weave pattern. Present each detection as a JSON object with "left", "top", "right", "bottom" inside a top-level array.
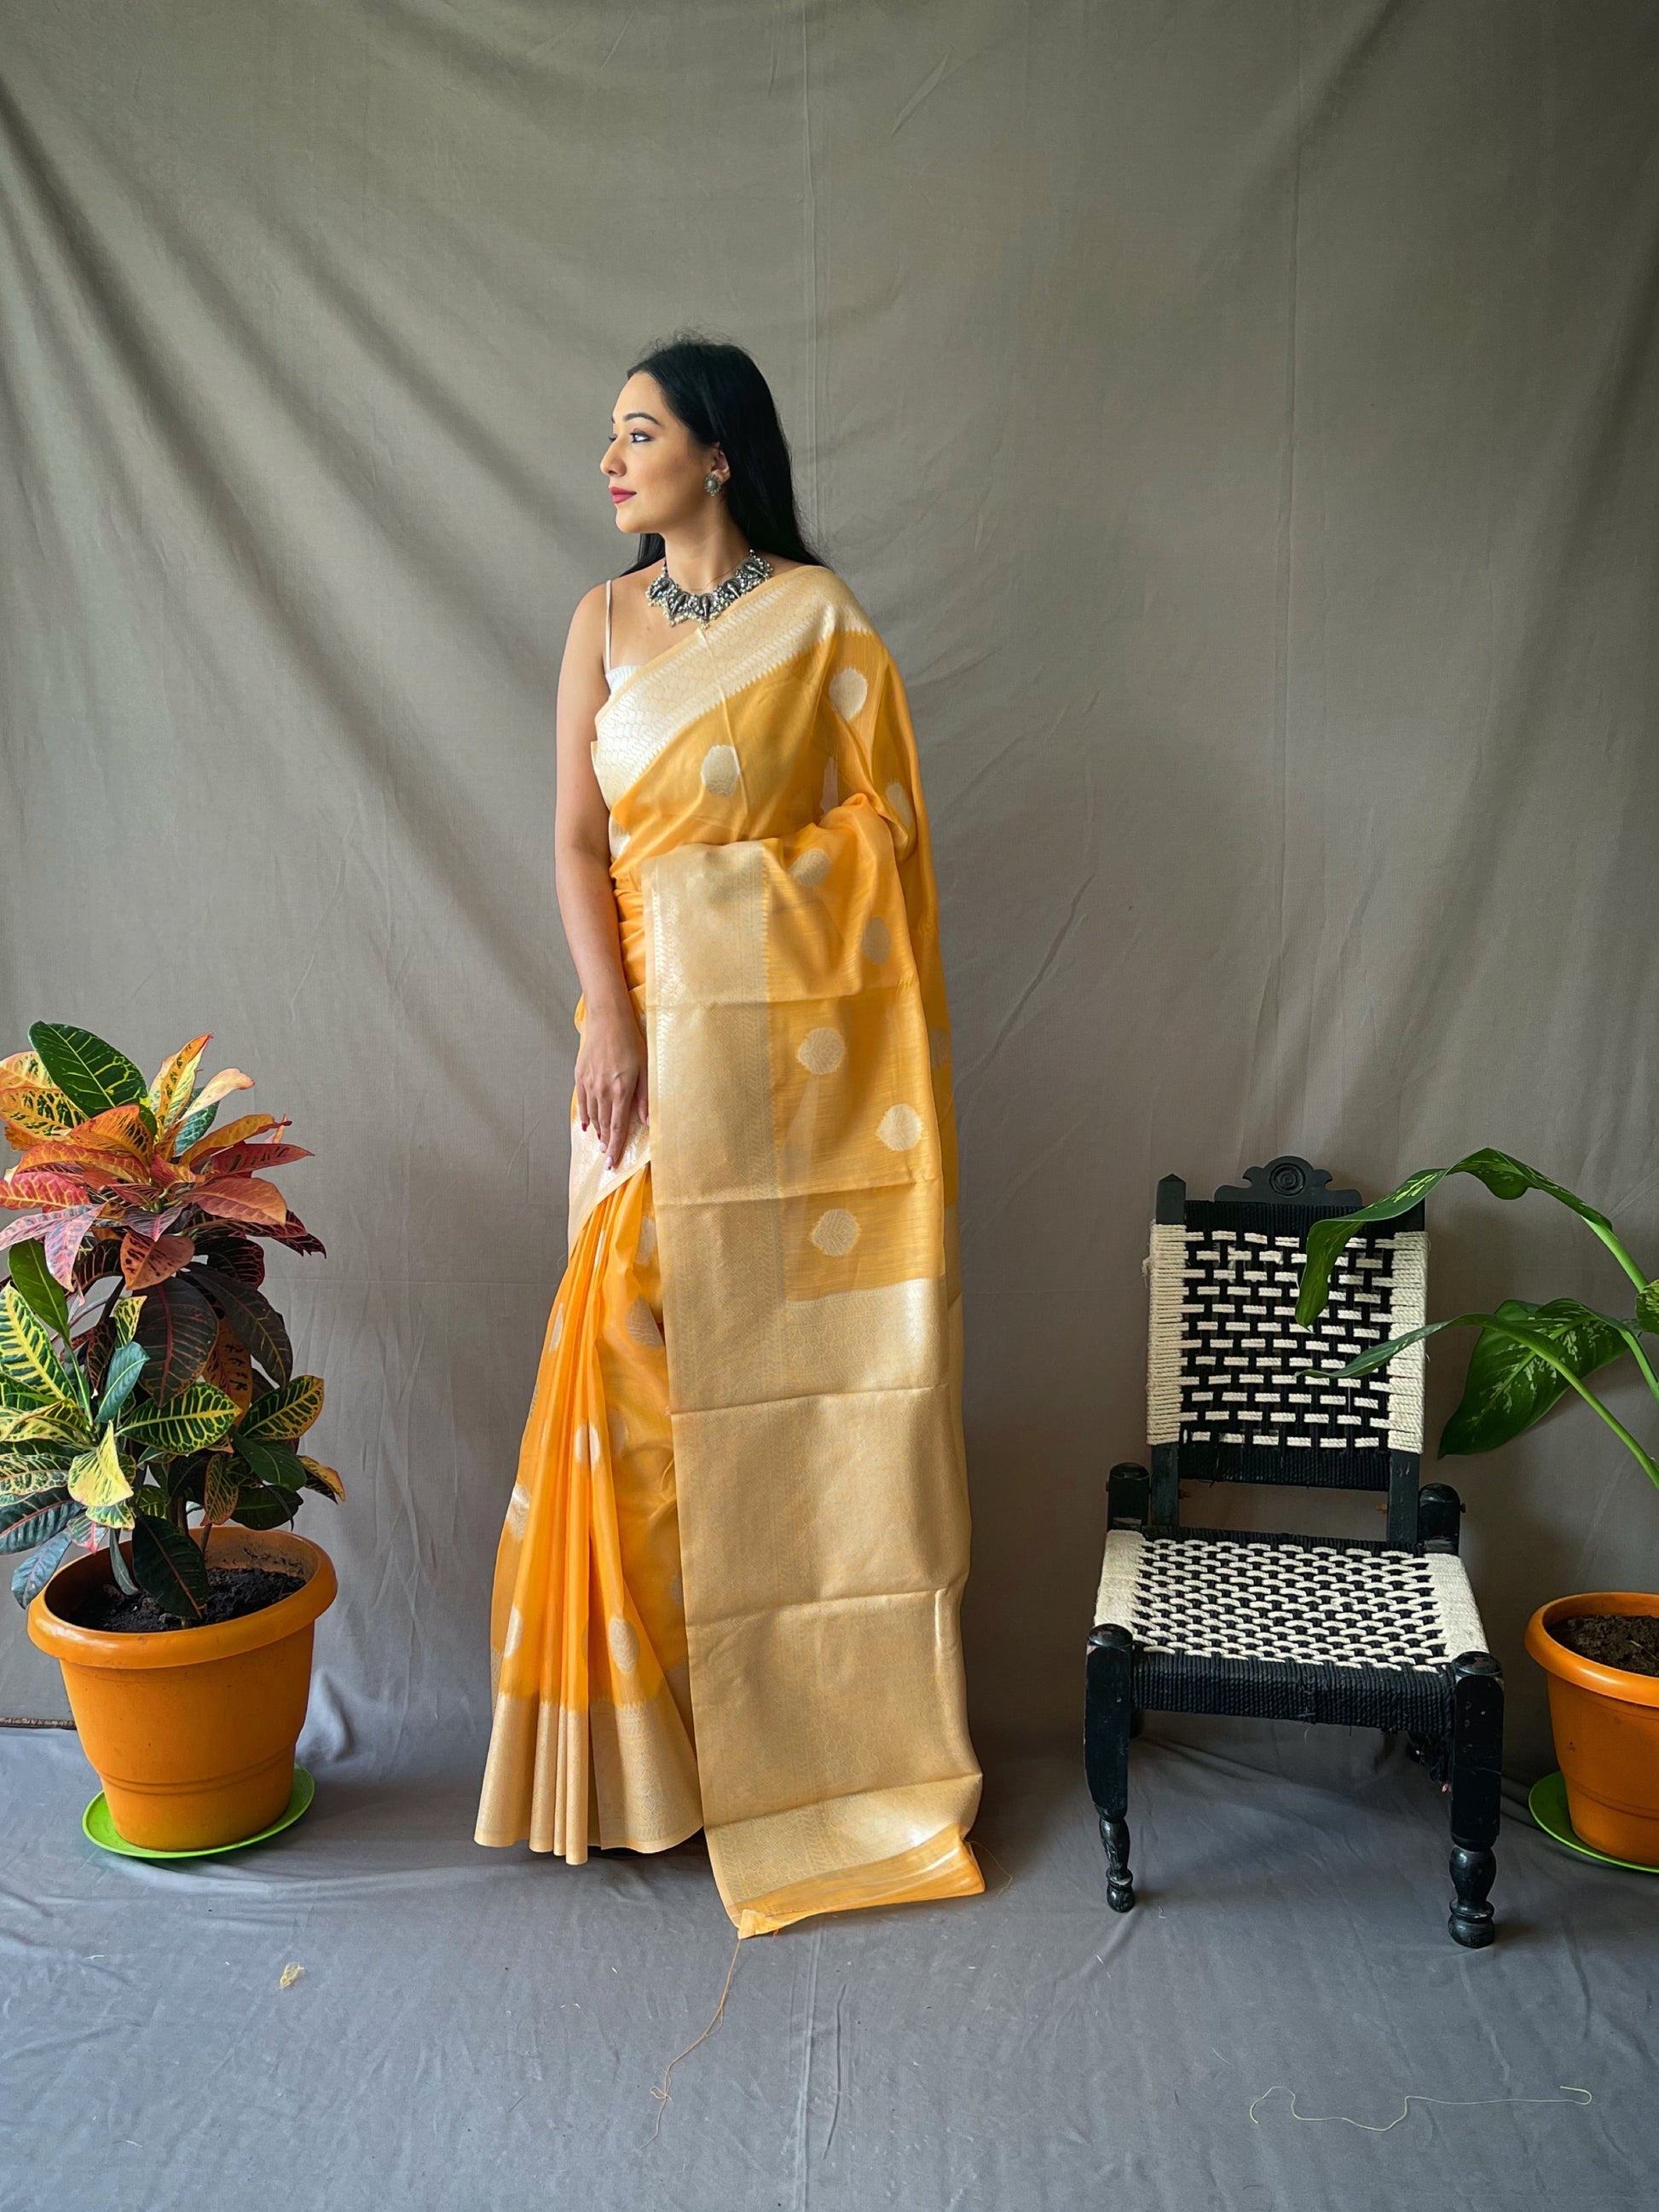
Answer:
[
  {"left": 1147, "top": 1225, "right": 1426, "bottom": 1456},
  {"left": 1095, "top": 1527, "right": 1488, "bottom": 1674}
]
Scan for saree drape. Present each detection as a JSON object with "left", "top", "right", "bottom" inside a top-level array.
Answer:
[{"left": 474, "top": 563, "right": 984, "bottom": 1936}]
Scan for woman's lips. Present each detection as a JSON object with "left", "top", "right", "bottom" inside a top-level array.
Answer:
[{"left": 610, "top": 488, "right": 634, "bottom": 504}]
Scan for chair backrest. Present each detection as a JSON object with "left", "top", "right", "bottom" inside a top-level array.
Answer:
[{"left": 1143, "top": 1155, "right": 1428, "bottom": 1545}]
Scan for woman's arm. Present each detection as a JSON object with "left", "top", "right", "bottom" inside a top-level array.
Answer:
[{"left": 553, "top": 586, "right": 647, "bottom": 1170}]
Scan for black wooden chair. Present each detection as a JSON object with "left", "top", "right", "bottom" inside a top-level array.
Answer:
[{"left": 1084, "top": 1155, "right": 1503, "bottom": 1947}]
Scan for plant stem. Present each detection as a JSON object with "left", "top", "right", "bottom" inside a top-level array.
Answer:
[
  {"left": 1586, "top": 1217, "right": 1650, "bottom": 1294},
  {"left": 1613, "top": 1324, "right": 1659, "bottom": 1408}
]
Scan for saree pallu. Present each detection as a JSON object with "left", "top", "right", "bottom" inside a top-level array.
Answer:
[{"left": 474, "top": 563, "right": 984, "bottom": 1936}]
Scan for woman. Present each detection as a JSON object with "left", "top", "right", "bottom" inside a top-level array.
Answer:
[{"left": 473, "top": 334, "right": 983, "bottom": 1938}]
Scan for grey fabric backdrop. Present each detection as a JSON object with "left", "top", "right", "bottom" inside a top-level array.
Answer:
[{"left": 3, "top": 0, "right": 1656, "bottom": 1785}]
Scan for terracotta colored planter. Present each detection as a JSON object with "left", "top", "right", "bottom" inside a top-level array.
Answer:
[
  {"left": 27, "top": 1524, "right": 337, "bottom": 1852},
  {"left": 1525, "top": 1591, "right": 1659, "bottom": 1867}
]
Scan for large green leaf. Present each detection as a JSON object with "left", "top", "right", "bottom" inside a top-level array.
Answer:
[
  {"left": 27, "top": 1024, "right": 148, "bottom": 1118},
  {"left": 0, "top": 1442, "right": 76, "bottom": 1483},
  {"left": 0, "top": 1418, "right": 74, "bottom": 1484},
  {"left": 0, "top": 1405, "right": 91, "bottom": 1447},
  {"left": 1440, "top": 1298, "right": 1627, "bottom": 1456},
  {"left": 0, "top": 1375, "right": 47, "bottom": 1412},
  {"left": 133, "top": 1273, "right": 219, "bottom": 1397},
  {"left": 0, "top": 1284, "right": 79, "bottom": 1410},
  {"left": 0, "top": 1487, "right": 74, "bottom": 1554},
  {"left": 105, "top": 1524, "right": 139, "bottom": 1597},
  {"left": 95, "top": 1342, "right": 148, "bottom": 1426},
  {"left": 7, "top": 1239, "right": 71, "bottom": 1342},
  {"left": 10, "top": 1518, "right": 87, "bottom": 1609},
  {"left": 130, "top": 1513, "right": 209, "bottom": 1623},
  {"left": 159, "top": 1450, "right": 209, "bottom": 1504},
  {"left": 191, "top": 1231, "right": 265, "bottom": 1287},
  {"left": 200, "top": 1457, "right": 239, "bottom": 1522},
  {"left": 1297, "top": 1150, "right": 1616, "bottom": 1325},
  {"left": 1317, "top": 1308, "right": 1659, "bottom": 1487},
  {"left": 228, "top": 1480, "right": 302, "bottom": 1529},
  {"left": 235, "top": 1434, "right": 307, "bottom": 1490},
  {"left": 123, "top": 1380, "right": 240, "bottom": 1454},
  {"left": 240, "top": 1374, "right": 323, "bottom": 1441},
  {"left": 192, "top": 1268, "right": 292, "bottom": 1385}
]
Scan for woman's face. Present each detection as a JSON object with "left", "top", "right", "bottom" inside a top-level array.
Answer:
[{"left": 601, "top": 373, "right": 724, "bottom": 534}]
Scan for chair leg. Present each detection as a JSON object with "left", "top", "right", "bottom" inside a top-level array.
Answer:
[
  {"left": 1447, "top": 1651, "right": 1503, "bottom": 1948},
  {"left": 1407, "top": 1729, "right": 1450, "bottom": 1786},
  {"left": 1085, "top": 1624, "right": 1136, "bottom": 1912}
]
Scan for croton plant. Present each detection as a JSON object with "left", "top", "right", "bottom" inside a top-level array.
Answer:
[{"left": 0, "top": 1024, "right": 340, "bottom": 1624}]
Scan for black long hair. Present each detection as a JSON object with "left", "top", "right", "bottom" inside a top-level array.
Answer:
[{"left": 618, "top": 332, "right": 826, "bottom": 576}]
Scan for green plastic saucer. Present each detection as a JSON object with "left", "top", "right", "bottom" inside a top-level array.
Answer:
[
  {"left": 82, "top": 1764, "right": 315, "bottom": 1860},
  {"left": 1529, "top": 1770, "right": 1659, "bottom": 1874}
]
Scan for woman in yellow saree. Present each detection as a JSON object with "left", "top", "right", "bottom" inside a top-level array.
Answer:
[{"left": 474, "top": 338, "right": 983, "bottom": 1937}]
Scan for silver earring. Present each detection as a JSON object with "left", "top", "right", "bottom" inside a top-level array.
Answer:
[{"left": 705, "top": 473, "right": 721, "bottom": 495}]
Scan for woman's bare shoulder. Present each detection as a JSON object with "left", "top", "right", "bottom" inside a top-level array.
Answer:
[{"left": 566, "top": 580, "right": 608, "bottom": 645}]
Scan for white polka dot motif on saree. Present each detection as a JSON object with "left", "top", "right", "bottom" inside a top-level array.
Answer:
[
  {"left": 797, "top": 1026, "right": 845, "bottom": 1075},
  {"left": 810, "top": 1209, "right": 860, "bottom": 1256}
]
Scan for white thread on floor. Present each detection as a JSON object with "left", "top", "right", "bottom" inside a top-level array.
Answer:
[
  {"left": 649, "top": 1925, "right": 744, "bottom": 2138},
  {"left": 1248, "top": 2083, "right": 1593, "bottom": 2132}
]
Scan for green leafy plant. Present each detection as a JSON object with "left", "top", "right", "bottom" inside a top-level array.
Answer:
[
  {"left": 1294, "top": 1147, "right": 1659, "bottom": 1492},
  {"left": 0, "top": 1023, "right": 342, "bottom": 1622}
]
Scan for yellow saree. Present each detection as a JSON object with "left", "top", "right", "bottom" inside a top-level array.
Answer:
[{"left": 473, "top": 563, "right": 984, "bottom": 1936}]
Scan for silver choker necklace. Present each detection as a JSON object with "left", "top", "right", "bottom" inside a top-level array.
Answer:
[{"left": 647, "top": 548, "right": 773, "bottom": 627}]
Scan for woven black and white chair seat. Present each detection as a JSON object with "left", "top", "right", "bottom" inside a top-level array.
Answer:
[
  {"left": 1095, "top": 1527, "right": 1488, "bottom": 1731},
  {"left": 1084, "top": 1158, "right": 1505, "bottom": 1949}
]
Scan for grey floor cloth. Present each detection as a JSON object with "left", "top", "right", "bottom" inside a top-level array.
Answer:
[{"left": 3, "top": 1721, "right": 1650, "bottom": 2210}]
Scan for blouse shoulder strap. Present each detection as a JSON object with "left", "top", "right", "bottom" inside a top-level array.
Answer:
[{"left": 603, "top": 578, "right": 612, "bottom": 675}]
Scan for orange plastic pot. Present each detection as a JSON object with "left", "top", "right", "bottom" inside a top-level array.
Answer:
[
  {"left": 1525, "top": 1591, "right": 1659, "bottom": 1867},
  {"left": 26, "top": 1524, "right": 337, "bottom": 1852}
]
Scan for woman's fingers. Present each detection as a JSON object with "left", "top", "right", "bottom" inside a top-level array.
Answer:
[
  {"left": 575, "top": 1019, "right": 647, "bottom": 1165},
  {"left": 597, "top": 1081, "right": 615, "bottom": 1164},
  {"left": 593, "top": 1073, "right": 614, "bottom": 1166},
  {"left": 605, "top": 1071, "right": 635, "bottom": 1168}
]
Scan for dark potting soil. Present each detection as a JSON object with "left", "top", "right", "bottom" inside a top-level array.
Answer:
[
  {"left": 61, "top": 1565, "right": 307, "bottom": 1635},
  {"left": 1549, "top": 1612, "right": 1659, "bottom": 1679}
]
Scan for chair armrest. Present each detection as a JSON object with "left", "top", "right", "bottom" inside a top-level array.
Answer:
[
  {"left": 1417, "top": 1481, "right": 1465, "bottom": 1553},
  {"left": 1108, "top": 1462, "right": 1150, "bottom": 1531}
]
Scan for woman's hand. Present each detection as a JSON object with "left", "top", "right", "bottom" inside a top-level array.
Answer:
[{"left": 575, "top": 999, "right": 649, "bottom": 1169}]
